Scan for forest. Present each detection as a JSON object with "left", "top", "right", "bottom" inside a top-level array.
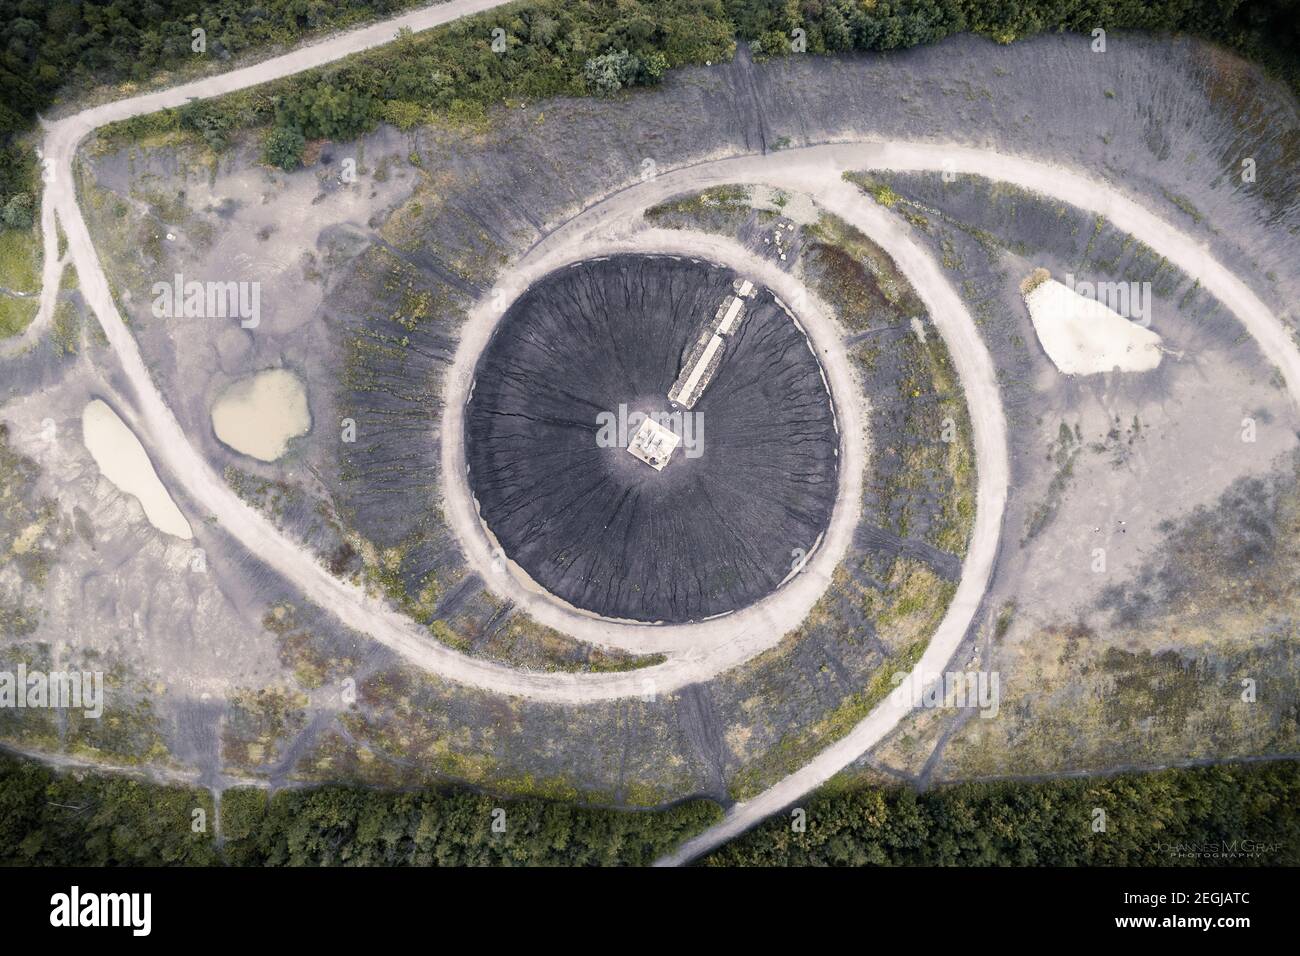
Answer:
[
  {"left": 0, "top": 753, "right": 722, "bottom": 866},
  {"left": 3, "top": 753, "right": 1296, "bottom": 866},
  {"left": 704, "top": 761, "right": 1300, "bottom": 866}
]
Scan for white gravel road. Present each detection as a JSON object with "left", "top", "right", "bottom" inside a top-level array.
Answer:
[{"left": 23, "top": 1, "right": 1295, "bottom": 864}]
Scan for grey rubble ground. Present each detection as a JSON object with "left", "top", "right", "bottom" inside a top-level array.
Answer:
[
  {"left": 1, "top": 32, "right": 1298, "bottom": 804},
  {"left": 849, "top": 171, "right": 1300, "bottom": 783}
]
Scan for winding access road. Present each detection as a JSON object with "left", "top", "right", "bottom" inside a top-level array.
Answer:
[
  {"left": 34, "top": 0, "right": 1010, "bottom": 705},
  {"left": 25, "top": 0, "right": 1298, "bottom": 863}
]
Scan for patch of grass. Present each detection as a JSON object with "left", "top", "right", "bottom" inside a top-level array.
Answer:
[
  {"left": 645, "top": 184, "right": 753, "bottom": 233},
  {"left": 1159, "top": 187, "right": 1204, "bottom": 224},
  {"left": 847, "top": 172, "right": 901, "bottom": 209},
  {"left": 993, "top": 601, "right": 1017, "bottom": 641},
  {"left": 0, "top": 228, "right": 40, "bottom": 292},
  {"left": 803, "top": 211, "right": 975, "bottom": 556},
  {"left": 223, "top": 687, "right": 310, "bottom": 770},
  {"left": 728, "top": 621, "right": 929, "bottom": 801},
  {"left": 914, "top": 332, "right": 976, "bottom": 555},
  {"left": 804, "top": 211, "right": 924, "bottom": 326},
  {"left": 0, "top": 424, "right": 59, "bottom": 596},
  {"left": 0, "top": 296, "right": 37, "bottom": 337},
  {"left": 475, "top": 610, "right": 665, "bottom": 672},
  {"left": 223, "top": 466, "right": 301, "bottom": 522},
  {"left": 952, "top": 452, "right": 1300, "bottom": 778},
  {"left": 264, "top": 604, "right": 361, "bottom": 691},
  {"left": 64, "top": 681, "right": 169, "bottom": 766},
  {"left": 51, "top": 301, "right": 80, "bottom": 355}
]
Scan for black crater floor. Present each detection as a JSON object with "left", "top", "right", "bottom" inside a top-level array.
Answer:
[{"left": 465, "top": 254, "right": 840, "bottom": 624}]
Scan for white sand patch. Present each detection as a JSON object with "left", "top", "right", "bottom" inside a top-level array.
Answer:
[
  {"left": 211, "top": 368, "right": 311, "bottom": 462},
  {"left": 81, "top": 399, "right": 193, "bottom": 540},
  {"left": 1023, "top": 276, "right": 1162, "bottom": 375}
]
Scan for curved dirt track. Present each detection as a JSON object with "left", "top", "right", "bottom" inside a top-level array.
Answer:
[
  {"left": 43, "top": 100, "right": 1011, "bottom": 704},
  {"left": 26, "top": 1, "right": 1298, "bottom": 863},
  {"left": 34, "top": 0, "right": 1003, "bottom": 703},
  {"left": 445, "top": 228, "right": 873, "bottom": 660}
]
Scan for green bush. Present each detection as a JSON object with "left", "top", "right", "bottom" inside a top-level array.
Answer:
[
  {"left": 178, "top": 100, "right": 235, "bottom": 152},
  {"left": 0, "top": 192, "right": 32, "bottom": 229},
  {"left": 275, "top": 81, "right": 374, "bottom": 141},
  {"left": 584, "top": 49, "right": 640, "bottom": 94},
  {"left": 261, "top": 126, "right": 305, "bottom": 170},
  {"left": 379, "top": 100, "right": 428, "bottom": 130}
]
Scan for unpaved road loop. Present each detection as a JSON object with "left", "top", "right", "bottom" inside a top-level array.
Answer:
[{"left": 25, "top": 0, "right": 1293, "bottom": 864}]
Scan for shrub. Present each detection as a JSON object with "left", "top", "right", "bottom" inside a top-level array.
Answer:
[
  {"left": 379, "top": 99, "right": 427, "bottom": 130},
  {"left": 178, "top": 100, "right": 235, "bottom": 151},
  {"left": 262, "top": 126, "right": 305, "bottom": 170},
  {"left": 276, "top": 81, "right": 374, "bottom": 141},
  {"left": 0, "top": 192, "right": 33, "bottom": 229},
  {"left": 584, "top": 50, "right": 640, "bottom": 95}
]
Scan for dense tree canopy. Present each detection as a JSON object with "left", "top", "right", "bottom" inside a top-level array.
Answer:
[
  {"left": 704, "top": 761, "right": 1300, "bottom": 866},
  {"left": 0, "top": 754, "right": 721, "bottom": 866},
  {"left": 0, "top": 754, "right": 219, "bottom": 866},
  {"left": 3, "top": 753, "right": 1296, "bottom": 866},
  {"left": 219, "top": 785, "right": 723, "bottom": 866}
]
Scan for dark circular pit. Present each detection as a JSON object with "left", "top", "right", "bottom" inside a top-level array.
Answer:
[{"left": 465, "top": 254, "right": 839, "bottom": 624}]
